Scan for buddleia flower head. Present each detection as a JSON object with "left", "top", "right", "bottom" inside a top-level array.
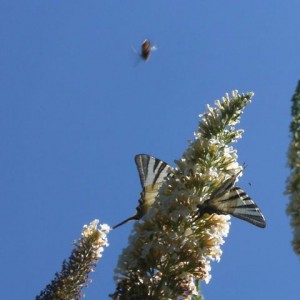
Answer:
[
  {"left": 36, "top": 220, "right": 110, "bottom": 300},
  {"left": 111, "top": 91, "right": 253, "bottom": 299}
]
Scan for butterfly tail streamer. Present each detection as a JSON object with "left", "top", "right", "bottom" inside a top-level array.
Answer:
[{"left": 112, "top": 215, "right": 137, "bottom": 230}]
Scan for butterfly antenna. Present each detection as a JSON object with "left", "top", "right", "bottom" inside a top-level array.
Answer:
[{"left": 242, "top": 163, "right": 252, "bottom": 186}]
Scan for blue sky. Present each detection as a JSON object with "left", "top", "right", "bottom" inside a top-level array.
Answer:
[{"left": 1, "top": 1, "right": 300, "bottom": 299}]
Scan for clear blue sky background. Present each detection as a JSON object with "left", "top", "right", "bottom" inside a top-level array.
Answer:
[{"left": 1, "top": 1, "right": 299, "bottom": 299}]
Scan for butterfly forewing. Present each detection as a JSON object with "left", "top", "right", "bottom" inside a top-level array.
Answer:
[
  {"left": 203, "top": 181, "right": 266, "bottom": 228},
  {"left": 224, "top": 187, "right": 266, "bottom": 228},
  {"left": 135, "top": 154, "right": 171, "bottom": 188}
]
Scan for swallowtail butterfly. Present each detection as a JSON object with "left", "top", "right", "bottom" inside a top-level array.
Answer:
[
  {"left": 113, "top": 155, "right": 266, "bottom": 229},
  {"left": 199, "top": 172, "right": 266, "bottom": 228},
  {"left": 112, "top": 154, "right": 171, "bottom": 229}
]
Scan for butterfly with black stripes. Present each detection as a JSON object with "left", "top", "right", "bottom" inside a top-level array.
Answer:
[
  {"left": 199, "top": 172, "right": 266, "bottom": 228},
  {"left": 113, "top": 155, "right": 266, "bottom": 229},
  {"left": 112, "top": 154, "right": 171, "bottom": 229}
]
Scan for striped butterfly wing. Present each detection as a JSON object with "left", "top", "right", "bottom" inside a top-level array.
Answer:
[
  {"left": 135, "top": 154, "right": 172, "bottom": 217},
  {"left": 225, "top": 186, "right": 266, "bottom": 228},
  {"left": 135, "top": 154, "right": 171, "bottom": 188},
  {"left": 200, "top": 174, "right": 266, "bottom": 228},
  {"left": 113, "top": 154, "right": 172, "bottom": 229}
]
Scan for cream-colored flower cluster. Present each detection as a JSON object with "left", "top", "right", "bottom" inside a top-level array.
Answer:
[
  {"left": 36, "top": 220, "right": 110, "bottom": 299},
  {"left": 81, "top": 219, "right": 110, "bottom": 259},
  {"left": 112, "top": 91, "right": 252, "bottom": 299}
]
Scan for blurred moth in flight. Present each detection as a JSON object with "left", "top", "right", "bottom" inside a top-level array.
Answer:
[
  {"left": 140, "top": 39, "right": 156, "bottom": 60},
  {"left": 113, "top": 155, "right": 266, "bottom": 229},
  {"left": 132, "top": 39, "right": 157, "bottom": 63}
]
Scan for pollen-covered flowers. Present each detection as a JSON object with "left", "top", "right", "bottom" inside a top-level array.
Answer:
[{"left": 81, "top": 219, "right": 110, "bottom": 259}]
